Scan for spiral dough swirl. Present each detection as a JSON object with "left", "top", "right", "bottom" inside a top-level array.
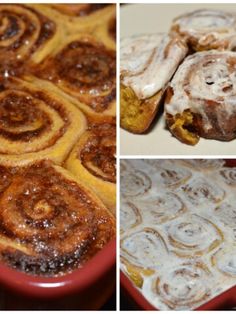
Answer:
[{"left": 0, "top": 161, "right": 115, "bottom": 276}]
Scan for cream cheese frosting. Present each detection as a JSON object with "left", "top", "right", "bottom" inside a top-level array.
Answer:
[{"left": 120, "top": 33, "right": 187, "bottom": 99}]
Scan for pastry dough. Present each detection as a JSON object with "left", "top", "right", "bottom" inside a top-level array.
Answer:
[{"left": 120, "top": 33, "right": 187, "bottom": 133}]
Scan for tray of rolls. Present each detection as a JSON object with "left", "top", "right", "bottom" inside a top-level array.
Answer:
[
  {"left": 0, "top": 3, "right": 116, "bottom": 310},
  {"left": 120, "top": 159, "right": 236, "bottom": 310}
]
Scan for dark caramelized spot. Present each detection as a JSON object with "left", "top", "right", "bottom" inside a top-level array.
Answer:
[
  {"left": 80, "top": 124, "right": 116, "bottom": 183},
  {"left": 108, "top": 17, "right": 116, "bottom": 41}
]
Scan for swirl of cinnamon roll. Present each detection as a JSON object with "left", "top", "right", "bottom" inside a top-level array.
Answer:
[
  {"left": 212, "top": 247, "right": 236, "bottom": 277},
  {"left": 165, "top": 50, "right": 236, "bottom": 145},
  {"left": 144, "top": 161, "right": 192, "bottom": 188},
  {"left": 65, "top": 123, "right": 116, "bottom": 213},
  {"left": 120, "top": 200, "right": 142, "bottom": 234},
  {"left": 120, "top": 33, "right": 187, "bottom": 133},
  {"left": 133, "top": 192, "right": 186, "bottom": 224},
  {"left": 37, "top": 35, "right": 116, "bottom": 117},
  {"left": 120, "top": 169, "right": 152, "bottom": 198},
  {"left": 154, "top": 262, "right": 212, "bottom": 310},
  {"left": 180, "top": 177, "right": 225, "bottom": 205},
  {"left": 167, "top": 214, "right": 223, "bottom": 257},
  {"left": 171, "top": 9, "right": 236, "bottom": 51},
  {"left": 218, "top": 167, "right": 236, "bottom": 186},
  {"left": 0, "top": 4, "right": 58, "bottom": 74},
  {"left": 180, "top": 159, "right": 224, "bottom": 171},
  {"left": 121, "top": 228, "right": 168, "bottom": 270},
  {"left": 0, "top": 76, "right": 86, "bottom": 167},
  {"left": 0, "top": 161, "right": 115, "bottom": 276}
]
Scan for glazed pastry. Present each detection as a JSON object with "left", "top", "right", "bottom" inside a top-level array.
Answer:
[
  {"left": 165, "top": 50, "right": 236, "bottom": 145},
  {"left": 65, "top": 123, "right": 116, "bottom": 214},
  {"left": 120, "top": 33, "right": 187, "bottom": 133},
  {"left": 0, "top": 76, "right": 86, "bottom": 167},
  {"left": 154, "top": 262, "right": 212, "bottom": 310},
  {"left": 212, "top": 246, "right": 236, "bottom": 277},
  {"left": 166, "top": 214, "right": 223, "bottom": 257},
  {"left": 120, "top": 159, "right": 236, "bottom": 310},
  {"left": 171, "top": 9, "right": 236, "bottom": 51},
  {"left": 121, "top": 228, "right": 168, "bottom": 287},
  {"left": 0, "top": 161, "right": 115, "bottom": 276}
]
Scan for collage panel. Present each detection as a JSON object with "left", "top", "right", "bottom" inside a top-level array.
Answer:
[
  {"left": 120, "top": 158, "right": 236, "bottom": 310},
  {"left": 120, "top": 4, "right": 236, "bottom": 155},
  {"left": 0, "top": 3, "right": 116, "bottom": 310}
]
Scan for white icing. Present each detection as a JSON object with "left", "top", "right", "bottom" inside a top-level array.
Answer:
[
  {"left": 120, "top": 33, "right": 187, "bottom": 99},
  {"left": 173, "top": 9, "right": 236, "bottom": 46},
  {"left": 165, "top": 50, "right": 236, "bottom": 133},
  {"left": 120, "top": 159, "right": 236, "bottom": 310}
]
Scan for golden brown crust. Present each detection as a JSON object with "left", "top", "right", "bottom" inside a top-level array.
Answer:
[{"left": 120, "top": 84, "right": 163, "bottom": 134}]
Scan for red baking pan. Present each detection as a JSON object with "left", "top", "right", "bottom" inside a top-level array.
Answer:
[
  {"left": 0, "top": 239, "right": 116, "bottom": 310},
  {"left": 120, "top": 159, "right": 236, "bottom": 310}
]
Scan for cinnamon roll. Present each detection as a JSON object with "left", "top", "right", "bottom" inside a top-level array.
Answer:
[
  {"left": 218, "top": 167, "right": 236, "bottom": 186},
  {"left": 0, "top": 4, "right": 59, "bottom": 74},
  {"left": 165, "top": 50, "right": 236, "bottom": 145},
  {"left": 133, "top": 192, "right": 186, "bottom": 224},
  {"left": 0, "top": 76, "right": 86, "bottom": 167},
  {"left": 154, "top": 262, "right": 212, "bottom": 310},
  {"left": 120, "top": 33, "right": 187, "bottom": 133},
  {"left": 171, "top": 9, "right": 236, "bottom": 51},
  {"left": 0, "top": 161, "right": 115, "bottom": 276},
  {"left": 180, "top": 177, "right": 225, "bottom": 205},
  {"left": 65, "top": 123, "right": 116, "bottom": 214},
  {"left": 212, "top": 246, "right": 236, "bottom": 277},
  {"left": 120, "top": 200, "right": 142, "bottom": 234},
  {"left": 121, "top": 228, "right": 168, "bottom": 272},
  {"left": 35, "top": 34, "right": 116, "bottom": 119},
  {"left": 167, "top": 214, "right": 223, "bottom": 257},
  {"left": 180, "top": 159, "right": 225, "bottom": 171},
  {"left": 120, "top": 168, "right": 152, "bottom": 198}
]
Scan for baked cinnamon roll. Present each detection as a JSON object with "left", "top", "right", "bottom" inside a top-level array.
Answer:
[
  {"left": 167, "top": 214, "right": 223, "bottom": 257},
  {"left": 120, "top": 33, "right": 187, "bottom": 133},
  {"left": 120, "top": 200, "right": 142, "bottom": 234},
  {"left": 0, "top": 4, "right": 59, "bottom": 74},
  {"left": 121, "top": 228, "right": 168, "bottom": 287},
  {"left": 35, "top": 35, "right": 116, "bottom": 119},
  {"left": 0, "top": 161, "right": 115, "bottom": 276},
  {"left": 165, "top": 50, "right": 236, "bottom": 145},
  {"left": 171, "top": 9, "right": 236, "bottom": 51},
  {"left": 65, "top": 123, "right": 116, "bottom": 214},
  {"left": 154, "top": 262, "right": 212, "bottom": 310},
  {"left": 0, "top": 76, "right": 86, "bottom": 167},
  {"left": 212, "top": 246, "right": 236, "bottom": 277}
]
